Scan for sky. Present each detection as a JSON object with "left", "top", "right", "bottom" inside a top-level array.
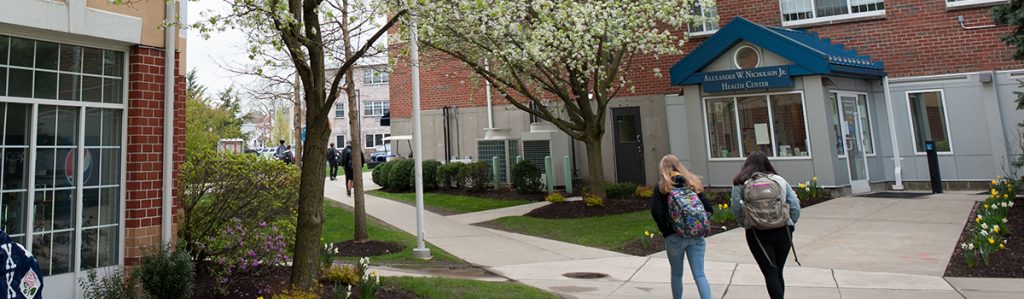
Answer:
[{"left": 186, "top": 0, "right": 253, "bottom": 97}]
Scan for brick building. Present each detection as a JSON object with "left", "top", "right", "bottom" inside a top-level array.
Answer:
[
  {"left": 328, "top": 64, "right": 391, "bottom": 153},
  {"left": 389, "top": 0, "right": 1022, "bottom": 193},
  {"left": 1, "top": 0, "right": 186, "bottom": 297}
]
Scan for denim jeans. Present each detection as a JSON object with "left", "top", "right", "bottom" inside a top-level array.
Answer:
[{"left": 665, "top": 234, "right": 711, "bottom": 299}]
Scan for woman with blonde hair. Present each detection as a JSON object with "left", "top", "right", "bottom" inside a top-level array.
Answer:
[{"left": 650, "top": 154, "right": 713, "bottom": 299}]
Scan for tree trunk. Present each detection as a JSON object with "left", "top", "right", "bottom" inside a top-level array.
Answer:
[
  {"left": 290, "top": 105, "right": 329, "bottom": 289},
  {"left": 583, "top": 136, "right": 606, "bottom": 198},
  {"left": 343, "top": 2, "right": 368, "bottom": 240},
  {"left": 292, "top": 74, "right": 304, "bottom": 168}
]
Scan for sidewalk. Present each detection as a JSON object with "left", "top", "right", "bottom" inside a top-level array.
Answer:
[{"left": 324, "top": 176, "right": 1024, "bottom": 298}]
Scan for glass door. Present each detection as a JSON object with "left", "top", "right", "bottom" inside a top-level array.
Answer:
[{"left": 838, "top": 94, "right": 871, "bottom": 193}]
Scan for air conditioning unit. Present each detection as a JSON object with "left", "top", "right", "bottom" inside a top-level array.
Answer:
[
  {"left": 478, "top": 128, "right": 519, "bottom": 186},
  {"left": 520, "top": 122, "right": 571, "bottom": 188}
]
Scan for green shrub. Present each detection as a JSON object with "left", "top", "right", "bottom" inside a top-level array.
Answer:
[
  {"left": 635, "top": 186, "right": 654, "bottom": 198},
  {"left": 388, "top": 159, "right": 416, "bottom": 192},
  {"left": 419, "top": 160, "right": 443, "bottom": 191},
  {"left": 136, "top": 246, "right": 195, "bottom": 299},
  {"left": 372, "top": 160, "right": 394, "bottom": 188},
  {"left": 180, "top": 150, "right": 299, "bottom": 261},
  {"left": 321, "top": 264, "right": 360, "bottom": 285},
  {"left": 79, "top": 267, "right": 141, "bottom": 299},
  {"left": 606, "top": 182, "right": 638, "bottom": 199},
  {"left": 437, "top": 162, "right": 467, "bottom": 189},
  {"left": 462, "top": 161, "right": 492, "bottom": 191},
  {"left": 545, "top": 192, "right": 565, "bottom": 203},
  {"left": 511, "top": 160, "right": 544, "bottom": 194},
  {"left": 583, "top": 193, "right": 604, "bottom": 207}
]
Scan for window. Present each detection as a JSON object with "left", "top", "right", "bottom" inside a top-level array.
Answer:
[
  {"left": 946, "top": 0, "right": 1008, "bottom": 9},
  {"left": 364, "top": 133, "right": 390, "bottom": 148},
  {"left": 0, "top": 35, "right": 125, "bottom": 276},
  {"left": 780, "top": 0, "right": 884, "bottom": 25},
  {"left": 734, "top": 46, "right": 760, "bottom": 69},
  {"left": 829, "top": 93, "right": 875, "bottom": 156},
  {"left": 704, "top": 92, "right": 810, "bottom": 159},
  {"left": 363, "top": 101, "right": 389, "bottom": 117},
  {"left": 908, "top": 90, "right": 951, "bottom": 153},
  {"left": 688, "top": 1, "right": 719, "bottom": 34},
  {"left": 336, "top": 135, "right": 345, "bottom": 147},
  {"left": 362, "top": 69, "right": 389, "bottom": 85},
  {"left": 335, "top": 103, "right": 345, "bottom": 118}
]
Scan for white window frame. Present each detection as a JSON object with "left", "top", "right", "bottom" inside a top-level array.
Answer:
[
  {"left": 780, "top": 0, "right": 886, "bottom": 28},
  {"left": 905, "top": 89, "right": 954, "bottom": 155},
  {"left": 701, "top": 90, "right": 812, "bottom": 161},
  {"left": 363, "top": 100, "right": 389, "bottom": 117},
  {"left": 733, "top": 45, "right": 762, "bottom": 69},
  {"left": 362, "top": 69, "right": 389, "bottom": 85},
  {"left": 831, "top": 91, "right": 877, "bottom": 158},
  {"left": 946, "top": 0, "right": 1008, "bottom": 9},
  {"left": 334, "top": 102, "right": 345, "bottom": 118},
  {"left": 688, "top": 1, "right": 719, "bottom": 37},
  {"left": 0, "top": 32, "right": 129, "bottom": 283}
]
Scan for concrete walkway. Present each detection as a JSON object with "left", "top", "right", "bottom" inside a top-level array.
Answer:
[{"left": 324, "top": 176, "right": 1023, "bottom": 298}]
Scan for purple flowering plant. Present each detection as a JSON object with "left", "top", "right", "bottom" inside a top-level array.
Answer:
[{"left": 199, "top": 218, "right": 293, "bottom": 297}]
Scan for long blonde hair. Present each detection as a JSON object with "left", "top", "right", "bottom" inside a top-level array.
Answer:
[{"left": 659, "top": 154, "right": 703, "bottom": 193}]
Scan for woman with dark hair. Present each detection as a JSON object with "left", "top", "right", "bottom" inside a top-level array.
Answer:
[
  {"left": 729, "top": 151, "right": 801, "bottom": 299},
  {"left": 651, "top": 154, "right": 713, "bottom": 299}
]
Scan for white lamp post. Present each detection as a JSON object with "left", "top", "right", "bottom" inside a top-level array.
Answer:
[{"left": 408, "top": 5, "right": 431, "bottom": 260}]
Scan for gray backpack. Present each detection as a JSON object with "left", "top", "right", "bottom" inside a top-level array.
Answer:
[{"left": 741, "top": 172, "right": 790, "bottom": 230}]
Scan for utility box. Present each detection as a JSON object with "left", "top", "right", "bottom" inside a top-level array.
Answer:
[
  {"left": 520, "top": 122, "right": 572, "bottom": 188},
  {"left": 478, "top": 128, "right": 519, "bottom": 186}
]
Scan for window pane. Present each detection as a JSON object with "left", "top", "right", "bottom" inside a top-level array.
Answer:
[
  {"left": 58, "top": 74, "right": 81, "bottom": 101},
  {"left": 34, "top": 71, "right": 57, "bottom": 99},
  {"left": 815, "top": 0, "right": 849, "bottom": 18},
  {"left": 706, "top": 98, "right": 738, "bottom": 158},
  {"left": 375, "top": 134, "right": 383, "bottom": 147},
  {"left": 364, "top": 102, "right": 372, "bottom": 116},
  {"left": 102, "top": 78, "right": 122, "bottom": 103},
  {"left": 100, "top": 187, "right": 118, "bottom": 225},
  {"left": 101, "top": 149, "right": 120, "bottom": 185},
  {"left": 770, "top": 94, "right": 808, "bottom": 157},
  {"left": 85, "top": 108, "right": 102, "bottom": 146},
  {"left": 8, "top": 68, "right": 33, "bottom": 98},
  {"left": 363, "top": 70, "right": 372, "bottom": 84},
  {"left": 705, "top": 4, "right": 719, "bottom": 31},
  {"left": 59, "top": 44, "right": 82, "bottom": 72},
  {"left": 83, "top": 149, "right": 100, "bottom": 187},
  {"left": 737, "top": 96, "right": 772, "bottom": 157},
  {"left": 829, "top": 93, "right": 844, "bottom": 155},
  {"left": 0, "top": 67, "right": 6, "bottom": 96},
  {"left": 81, "top": 228, "right": 98, "bottom": 270},
  {"left": 851, "top": 0, "right": 884, "bottom": 13},
  {"left": 35, "top": 41, "right": 59, "bottom": 70},
  {"left": 337, "top": 135, "right": 344, "bottom": 147},
  {"left": 103, "top": 50, "right": 123, "bottom": 77},
  {"left": 336, "top": 103, "right": 345, "bottom": 118},
  {"left": 57, "top": 106, "right": 78, "bottom": 146},
  {"left": 103, "top": 109, "right": 122, "bottom": 146},
  {"left": 3, "top": 148, "right": 28, "bottom": 190},
  {"left": 55, "top": 149, "right": 76, "bottom": 188},
  {"left": 380, "top": 71, "right": 389, "bottom": 83},
  {"left": 98, "top": 226, "right": 118, "bottom": 267},
  {"left": 909, "top": 91, "right": 951, "bottom": 152},
  {"left": 83, "top": 47, "right": 104, "bottom": 75},
  {"left": 0, "top": 36, "right": 8, "bottom": 65},
  {"left": 781, "top": 0, "right": 814, "bottom": 21},
  {"left": 82, "top": 189, "right": 99, "bottom": 226},
  {"left": 365, "top": 135, "right": 373, "bottom": 147},
  {"left": 1, "top": 192, "right": 27, "bottom": 235},
  {"left": 4, "top": 103, "right": 30, "bottom": 145},
  {"left": 9, "top": 37, "right": 33, "bottom": 67},
  {"left": 32, "top": 230, "right": 75, "bottom": 275},
  {"left": 82, "top": 75, "right": 103, "bottom": 102},
  {"left": 36, "top": 106, "right": 57, "bottom": 146},
  {"left": 857, "top": 95, "right": 874, "bottom": 154}
]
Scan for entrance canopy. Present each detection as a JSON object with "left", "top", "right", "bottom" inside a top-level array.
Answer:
[{"left": 670, "top": 17, "right": 885, "bottom": 86}]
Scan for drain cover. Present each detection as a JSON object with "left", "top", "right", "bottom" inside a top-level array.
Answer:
[{"left": 562, "top": 272, "right": 609, "bottom": 279}]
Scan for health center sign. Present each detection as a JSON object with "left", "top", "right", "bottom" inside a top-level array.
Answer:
[{"left": 701, "top": 66, "right": 794, "bottom": 93}]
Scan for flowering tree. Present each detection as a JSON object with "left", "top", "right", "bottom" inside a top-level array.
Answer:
[
  {"left": 414, "top": 0, "right": 711, "bottom": 196},
  {"left": 994, "top": 2, "right": 1024, "bottom": 173},
  {"left": 194, "top": 0, "right": 406, "bottom": 288}
]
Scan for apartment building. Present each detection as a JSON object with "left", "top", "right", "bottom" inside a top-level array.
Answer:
[
  {"left": 390, "top": 0, "right": 1020, "bottom": 194},
  {"left": 0, "top": 0, "right": 187, "bottom": 297},
  {"left": 329, "top": 64, "right": 391, "bottom": 153}
]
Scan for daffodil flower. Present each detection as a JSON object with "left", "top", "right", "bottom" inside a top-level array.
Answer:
[
  {"left": 993, "top": 225, "right": 1000, "bottom": 233},
  {"left": 988, "top": 237, "right": 995, "bottom": 245},
  {"left": 799, "top": 183, "right": 806, "bottom": 189},
  {"left": 984, "top": 204, "right": 990, "bottom": 210},
  {"left": 992, "top": 180, "right": 998, "bottom": 185},
  {"left": 982, "top": 223, "right": 989, "bottom": 230},
  {"left": 724, "top": 204, "right": 729, "bottom": 209},
  {"left": 1000, "top": 243, "right": 1005, "bottom": 250},
  {"left": 991, "top": 189, "right": 998, "bottom": 196},
  {"left": 644, "top": 230, "right": 651, "bottom": 237},
  {"left": 812, "top": 176, "right": 817, "bottom": 181},
  {"left": 1003, "top": 218, "right": 1009, "bottom": 224}
]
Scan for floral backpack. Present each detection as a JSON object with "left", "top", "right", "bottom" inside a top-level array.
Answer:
[
  {"left": 668, "top": 186, "right": 711, "bottom": 238},
  {"left": 1, "top": 230, "right": 43, "bottom": 299}
]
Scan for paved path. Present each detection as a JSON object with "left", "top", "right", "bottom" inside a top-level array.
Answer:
[{"left": 324, "top": 176, "right": 1023, "bottom": 298}]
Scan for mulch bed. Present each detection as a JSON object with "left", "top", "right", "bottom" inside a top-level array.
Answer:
[
  {"left": 192, "top": 263, "right": 420, "bottom": 298},
  {"left": 944, "top": 197, "right": 1024, "bottom": 278},
  {"left": 331, "top": 240, "right": 407, "bottom": 257},
  {"left": 435, "top": 188, "right": 549, "bottom": 202},
  {"left": 525, "top": 196, "right": 649, "bottom": 219}
]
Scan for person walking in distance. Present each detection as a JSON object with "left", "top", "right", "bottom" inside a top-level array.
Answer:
[
  {"left": 730, "top": 151, "right": 802, "bottom": 299},
  {"left": 651, "top": 154, "right": 713, "bottom": 299},
  {"left": 340, "top": 141, "right": 364, "bottom": 196},
  {"left": 327, "top": 143, "right": 340, "bottom": 180},
  {"left": 274, "top": 139, "right": 287, "bottom": 161}
]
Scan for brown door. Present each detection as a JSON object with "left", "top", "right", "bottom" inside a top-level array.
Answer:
[{"left": 613, "top": 107, "right": 645, "bottom": 185}]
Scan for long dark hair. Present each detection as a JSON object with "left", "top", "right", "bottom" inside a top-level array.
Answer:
[{"left": 732, "top": 151, "right": 778, "bottom": 185}]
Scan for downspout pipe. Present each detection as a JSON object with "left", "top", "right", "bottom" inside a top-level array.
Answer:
[
  {"left": 882, "top": 76, "right": 904, "bottom": 190},
  {"left": 485, "top": 61, "right": 493, "bottom": 129},
  {"left": 162, "top": 0, "right": 176, "bottom": 245}
]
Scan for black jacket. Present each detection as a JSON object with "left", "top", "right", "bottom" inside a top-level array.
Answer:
[
  {"left": 340, "top": 146, "right": 365, "bottom": 169},
  {"left": 327, "top": 148, "right": 340, "bottom": 166},
  {"left": 650, "top": 175, "right": 713, "bottom": 238}
]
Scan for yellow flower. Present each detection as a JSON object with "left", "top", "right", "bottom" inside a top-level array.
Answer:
[
  {"left": 799, "top": 183, "right": 806, "bottom": 189},
  {"left": 991, "top": 189, "right": 998, "bottom": 196},
  {"left": 997, "top": 175, "right": 1002, "bottom": 179},
  {"left": 988, "top": 237, "right": 995, "bottom": 245},
  {"left": 984, "top": 204, "right": 989, "bottom": 210},
  {"left": 258, "top": 297, "right": 264, "bottom": 299},
  {"left": 1000, "top": 243, "right": 1005, "bottom": 250},
  {"left": 992, "top": 180, "right": 998, "bottom": 185},
  {"left": 812, "top": 176, "right": 818, "bottom": 181},
  {"left": 994, "top": 225, "right": 1000, "bottom": 233},
  {"left": 724, "top": 203, "right": 729, "bottom": 209},
  {"left": 1004, "top": 194, "right": 1009, "bottom": 199},
  {"left": 644, "top": 230, "right": 651, "bottom": 237},
  {"left": 976, "top": 216, "right": 982, "bottom": 223}
]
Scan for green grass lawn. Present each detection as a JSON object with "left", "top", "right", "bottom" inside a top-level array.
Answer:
[
  {"left": 322, "top": 201, "right": 465, "bottom": 267},
  {"left": 480, "top": 211, "right": 658, "bottom": 252},
  {"left": 325, "top": 165, "right": 370, "bottom": 177},
  {"left": 369, "top": 190, "right": 534, "bottom": 215},
  {"left": 384, "top": 277, "right": 559, "bottom": 299}
]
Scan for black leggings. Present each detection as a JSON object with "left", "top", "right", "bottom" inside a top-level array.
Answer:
[{"left": 745, "top": 226, "right": 793, "bottom": 299}]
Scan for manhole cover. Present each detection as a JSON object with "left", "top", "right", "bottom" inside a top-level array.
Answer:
[{"left": 562, "top": 272, "right": 608, "bottom": 279}]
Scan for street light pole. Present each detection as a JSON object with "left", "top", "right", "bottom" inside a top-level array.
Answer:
[{"left": 409, "top": 4, "right": 431, "bottom": 260}]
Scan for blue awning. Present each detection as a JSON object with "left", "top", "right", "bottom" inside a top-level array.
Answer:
[{"left": 670, "top": 17, "right": 885, "bottom": 86}]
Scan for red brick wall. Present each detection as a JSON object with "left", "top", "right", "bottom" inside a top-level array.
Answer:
[
  {"left": 390, "top": 1, "right": 1020, "bottom": 117},
  {"left": 124, "top": 46, "right": 186, "bottom": 266}
]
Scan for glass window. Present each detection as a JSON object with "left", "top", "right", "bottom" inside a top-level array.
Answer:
[
  {"left": 9, "top": 37, "right": 34, "bottom": 68},
  {"left": 856, "top": 95, "right": 874, "bottom": 154},
  {"left": 908, "top": 91, "right": 951, "bottom": 153},
  {"left": 335, "top": 103, "right": 345, "bottom": 118},
  {"left": 737, "top": 96, "right": 772, "bottom": 157},
  {"left": 365, "top": 134, "right": 374, "bottom": 148},
  {"left": 705, "top": 98, "right": 739, "bottom": 158},
  {"left": 781, "top": 0, "right": 884, "bottom": 23},
  {"left": 0, "top": 36, "right": 8, "bottom": 66},
  {"left": 336, "top": 135, "right": 345, "bottom": 148},
  {"left": 829, "top": 93, "right": 844, "bottom": 155},
  {"left": 688, "top": 1, "right": 719, "bottom": 34},
  {"left": 1, "top": 35, "right": 123, "bottom": 103},
  {"left": 770, "top": 93, "right": 809, "bottom": 157},
  {"left": 35, "top": 41, "right": 59, "bottom": 71},
  {"left": 946, "top": 0, "right": 1008, "bottom": 8},
  {"left": 363, "top": 69, "right": 389, "bottom": 84}
]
